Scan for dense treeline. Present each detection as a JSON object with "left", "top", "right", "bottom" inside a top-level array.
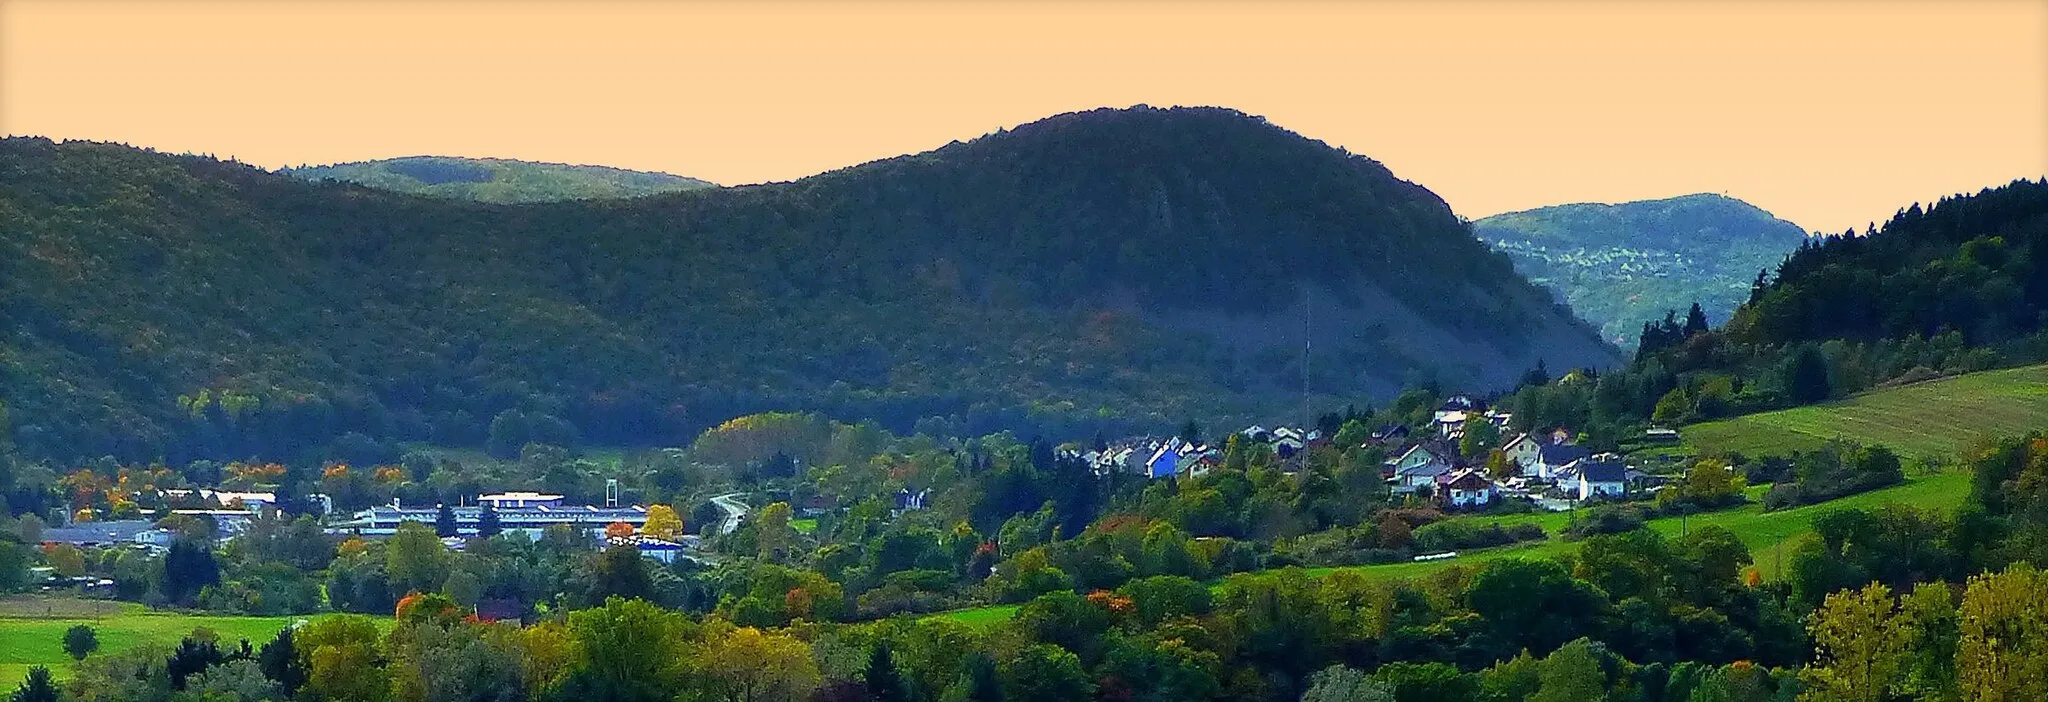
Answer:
[
  {"left": 0, "top": 107, "right": 1615, "bottom": 465},
  {"left": 1736, "top": 179, "right": 2048, "bottom": 346}
]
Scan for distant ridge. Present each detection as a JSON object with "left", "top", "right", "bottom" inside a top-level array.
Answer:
[
  {"left": 1476, "top": 193, "right": 1810, "bottom": 344},
  {"left": 284, "top": 155, "right": 717, "bottom": 203}
]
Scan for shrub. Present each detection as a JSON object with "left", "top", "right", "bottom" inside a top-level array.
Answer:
[
  {"left": 1562, "top": 506, "right": 1648, "bottom": 540},
  {"left": 64, "top": 624, "right": 99, "bottom": 660}
]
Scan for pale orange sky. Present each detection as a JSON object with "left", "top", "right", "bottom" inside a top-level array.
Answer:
[{"left": 4, "top": 0, "right": 2044, "bottom": 233}]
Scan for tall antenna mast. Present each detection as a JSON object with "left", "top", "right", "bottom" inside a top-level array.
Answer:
[{"left": 1303, "top": 295, "right": 1312, "bottom": 437}]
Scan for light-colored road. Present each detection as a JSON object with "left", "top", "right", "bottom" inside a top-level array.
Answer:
[{"left": 711, "top": 493, "right": 749, "bottom": 535}]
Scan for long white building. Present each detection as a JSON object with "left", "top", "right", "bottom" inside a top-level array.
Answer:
[{"left": 330, "top": 499, "right": 650, "bottom": 538}]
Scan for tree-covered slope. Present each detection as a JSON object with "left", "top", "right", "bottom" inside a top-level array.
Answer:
[
  {"left": 1475, "top": 194, "right": 1809, "bottom": 345},
  {"left": 282, "top": 156, "right": 716, "bottom": 203},
  {"left": 0, "top": 107, "right": 1617, "bottom": 463},
  {"left": 1731, "top": 179, "right": 2048, "bottom": 347}
]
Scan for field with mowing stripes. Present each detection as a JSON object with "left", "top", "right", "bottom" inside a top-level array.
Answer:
[{"left": 1680, "top": 363, "right": 2048, "bottom": 459}]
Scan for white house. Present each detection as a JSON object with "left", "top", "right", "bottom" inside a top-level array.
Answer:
[
  {"left": 1386, "top": 445, "right": 1452, "bottom": 494},
  {"left": 1432, "top": 411, "right": 1469, "bottom": 438},
  {"left": 1436, "top": 469, "right": 1499, "bottom": 508},
  {"left": 1502, "top": 433, "right": 1545, "bottom": 474},
  {"left": 1562, "top": 459, "right": 1630, "bottom": 501},
  {"left": 1528, "top": 443, "right": 1591, "bottom": 480},
  {"left": 1273, "top": 435, "right": 1305, "bottom": 455}
]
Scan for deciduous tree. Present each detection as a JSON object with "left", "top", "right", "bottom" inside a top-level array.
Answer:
[
  {"left": 696, "top": 625, "right": 822, "bottom": 702},
  {"left": 63, "top": 625, "right": 98, "bottom": 660},
  {"left": 1957, "top": 565, "right": 2048, "bottom": 701},
  {"left": 386, "top": 521, "right": 450, "bottom": 596},
  {"left": 1800, "top": 582, "right": 1911, "bottom": 702},
  {"left": 642, "top": 504, "right": 685, "bottom": 541}
]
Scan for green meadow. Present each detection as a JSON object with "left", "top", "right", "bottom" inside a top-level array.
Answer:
[{"left": 0, "top": 598, "right": 375, "bottom": 687}]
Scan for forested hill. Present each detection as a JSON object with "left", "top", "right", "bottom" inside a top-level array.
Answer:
[
  {"left": 282, "top": 156, "right": 717, "bottom": 202},
  {"left": 1729, "top": 178, "right": 2048, "bottom": 347},
  {"left": 0, "top": 107, "right": 1617, "bottom": 463},
  {"left": 1475, "top": 194, "right": 1809, "bottom": 345}
]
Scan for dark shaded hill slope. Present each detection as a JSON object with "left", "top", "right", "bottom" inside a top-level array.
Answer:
[
  {"left": 0, "top": 107, "right": 1617, "bottom": 462},
  {"left": 1476, "top": 194, "right": 1810, "bottom": 345}
]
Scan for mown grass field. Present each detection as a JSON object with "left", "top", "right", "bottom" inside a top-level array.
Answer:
[
  {"left": 0, "top": 598, "right": 371, "bottom": 687},
  {"left": 1680, "top": 363, "right": 2048, "bottom": 460}
]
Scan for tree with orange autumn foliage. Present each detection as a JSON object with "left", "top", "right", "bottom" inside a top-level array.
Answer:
[
  {"left": 395, "top": 591, "right": 463, "bottom": 626},
  {"left": 58, "top": 469, "right": 111, "bottom": 510},
  {"left": 604, "top": 521, "right": 635, "bottom": 539}
]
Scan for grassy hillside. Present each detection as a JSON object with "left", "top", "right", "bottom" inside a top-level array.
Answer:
[
  {"left": 0, "top": 107, "right": 1618, "bottom": 463},
  {"left": 1680, "top": 363, "right": 2048, "bottom": 459},
  {"left": 0, "top": 598, "right": 382, "bottom": 685},
  {"left": 1477, "top": 194, "right": 1809, "bottom": 344},
  {"left": 283, "top": 156, "right": 716, "bottom": 203}
]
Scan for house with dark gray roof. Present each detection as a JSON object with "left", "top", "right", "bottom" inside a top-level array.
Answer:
[{"left": 1560, "top": 458, "right": 1630, "bottom": 501}]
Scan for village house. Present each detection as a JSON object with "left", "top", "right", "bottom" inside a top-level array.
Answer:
[
  {"left": 1435, "top": 469, "right": 1499, "bottom": 509},
  {"left": 1146, "top": 440, "right": 1186, "bottom": 479},
  {"left": 1385, "top": 444, "right": 1453, "bottom": 494},
  {"left": 1501, "top": 433, "right": 1546, "bottom": 474},
  {"left": 798, "top": 494, "right": 837, "bottom": 517},
  {"left": 1369, "top": 424, "right": 1411, "bottom": 446},
  {"left": 1525, "top": 442, "right": 1591, "bottom": 480},
  {"left": 1557, "top": 457, "right": 1630, "bottom": 501},
  {"left": 1432, "top": 410, "right": 1469, "bottom": 439}
]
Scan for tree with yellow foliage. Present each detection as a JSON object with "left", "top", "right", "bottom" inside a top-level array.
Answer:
[
  {"left": 755, "top": 502, "right": 796, "bottom": 563},
  {"left": 694, "top": 625, "right": 821, "bottom": 702},
  {"left": 1957, "top": 564, "right": 2048, "bottom": 701},
  {"left": 1800, "top": 583, "right": 1911, "bottom": 702},
  {"left": 641, "top": 505, "right": 685, "bottom": 541}
]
